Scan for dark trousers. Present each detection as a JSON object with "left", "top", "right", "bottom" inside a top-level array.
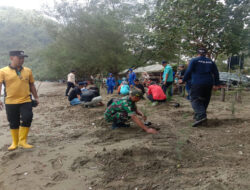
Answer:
[
  {"left": 107, "top": 85, "right": 114, "bottom": 94},
  {"left": 5, "top": 102, "right": 33, "bottom": 129},
  {"left": 190, "top": 84, "right": 212, "bottom": 121},
  {"left": 147, "top": 94, "right": 166, "bottom": 103},
  {"left": 161, "top": 82, "right": 173, "bottom": 94},
  {"left": 162, "top": 82, "right": 173, "bottom": 101},
  {"left": 65, "top": 82, "right": 75, "bottom": 96}
]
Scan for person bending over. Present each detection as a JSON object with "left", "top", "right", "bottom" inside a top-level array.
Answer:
[{"left": 104, "top": 89, "right": 157, "bottom": 134}]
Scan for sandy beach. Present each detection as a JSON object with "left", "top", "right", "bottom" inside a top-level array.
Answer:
[{"left": 1, "top": 82, "right": 250, "bottom": 190}]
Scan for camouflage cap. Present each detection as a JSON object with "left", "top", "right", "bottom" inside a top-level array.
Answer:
[{"left": 130, "top": 89, "right": 143, "bottom": 98}]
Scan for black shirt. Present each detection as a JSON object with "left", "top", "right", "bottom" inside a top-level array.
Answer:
[
  {"left": 68, "top": 87, "right": 82, "bottom": 101},
  {"left": 135, "top": 83, "right": 145, "bottom": 94}
]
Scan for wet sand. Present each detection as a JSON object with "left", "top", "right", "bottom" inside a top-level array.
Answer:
[{"left": 1, "top": 82, "right": 250, "bottom": 190}]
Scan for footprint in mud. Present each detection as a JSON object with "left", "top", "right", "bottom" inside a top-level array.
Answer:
[
  {"left": 37, "top": 149, "right": 47, "bottom": 157},
  {"left": 50, "top": 156, "right": 66, "bottom": 170},
  {"left": 32, "top": 161, "right": 46, "bottom": 175},
  {"left": 50, "top": 171, "right": 68, "bottom": 182},
  {"left": 207, "top": 118, "right": 247, "bottom": 128},
  {"left": 71, "top": 156, "right": 89, "bottom": 171},
  {"left": 1, "top": 151, "right": 25, "bottom": 164},
  {"left": 69, "top": 132, "right": 83, "bottom": 139},
  {"left": 44, "top": 182, "right": 56, "bottom": 188}
]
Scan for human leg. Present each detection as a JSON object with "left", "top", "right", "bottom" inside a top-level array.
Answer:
[
  {"left": 84, "top": 96, "right": 102, "bottom": 107},
  {"left": 70, "top": 98, "right": 81, "bottom": 106},
  {"left": 107, "top": 85, "right": 111, "bottom": 94},
  {"left": 166, "top": 82, "right": 173, "bottom": 101},
  {"left": 190, "top": 85, "right": 207, "bottom": 121},
  {"left": 18, "top": 102, "right": 33, "bottom": 148},
  {"left": 161, "top": 83, "right": 167, "bottom": 94},
  {"left": 147, "top": 94, "right": 154, "bottom": 102},
  {"left": 65, "top": 82, "right": 74, "bottom": 96},
  {"left": 203, "top": 85, "right": 212, "bottom": 111},
  {"left": 5, "top": 104, "right": 21, "bottom": 150},
  {"left": 109, "top": 112, "right": 129, "bottom": 129}
]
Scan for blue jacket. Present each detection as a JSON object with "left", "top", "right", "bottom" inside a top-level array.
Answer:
[
  {"left": 120, "top": 84, "right": 130, "bottom": 95},
  {"left": 183, "top": 56, "right": 219, "bottom": 85},
  {"left": 128, "top": 72, "right": 136, "bottom": 85},
  {"left": 106, "top": 77, "right": 116, "bottom": 87}
]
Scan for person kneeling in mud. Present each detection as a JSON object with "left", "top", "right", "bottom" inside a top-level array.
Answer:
[{"left": 104, "top": 89, "right": 157, "bottom": 134}]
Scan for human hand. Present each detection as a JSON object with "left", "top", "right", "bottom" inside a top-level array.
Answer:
[
  {"left": 146, "top": 128, "right": 157, "bottom": 134},
  {"left": 178, "top": 79, "right": 183, "bottom": 84},
  {"left": 35, "top": 98, "right": 39, "bottom": 106},
  {"left": 142, "top": 115, "right": 147, "bottom": 121}
]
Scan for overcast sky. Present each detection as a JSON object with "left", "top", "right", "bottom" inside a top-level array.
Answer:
[{"left": 0, "top": 0, "right": 54, "bottom": 10}]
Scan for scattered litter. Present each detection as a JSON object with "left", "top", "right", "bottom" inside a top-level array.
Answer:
[
  {"left": 238, "top": 151, "right": 243, "bottom": 155},
  {"left": 24, "top": 172, "right": 28, "bottom": 176}
]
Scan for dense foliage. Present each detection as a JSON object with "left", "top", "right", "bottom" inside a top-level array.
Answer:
[{"left": 0, "top": 0, "right": 249, "bottom": 80}]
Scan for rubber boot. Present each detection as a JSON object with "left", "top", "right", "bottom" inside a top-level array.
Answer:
[
  {"left": 8, "top": 129, "right": 19, "bottom": 151},
  {"left": 18, "top": 126, "right": 33, "bottom": 149}
]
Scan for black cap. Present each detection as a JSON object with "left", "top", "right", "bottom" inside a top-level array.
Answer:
[
  {"left": 197, "top": 48, "right": 207, "bottom": 55},
  {"left": 9, "top": 51, "right": 28, "bottom": 57},
  {"left": 78, "top": 82, "right": 85, "bottom": 86}
]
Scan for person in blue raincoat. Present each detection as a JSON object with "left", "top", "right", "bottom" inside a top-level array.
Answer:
[
  {"left": 106, "top": 73, "right": 116, "bottom": 94},
  {"left": 128, "top": 68, "right": 136, "bottom": 87}
]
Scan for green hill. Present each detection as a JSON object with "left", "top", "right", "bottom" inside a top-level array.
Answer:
[{"left": 0, "top": 7, "right": 51, "bottom": 69}]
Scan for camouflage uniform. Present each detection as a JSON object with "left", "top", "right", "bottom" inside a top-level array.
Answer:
[{"left": 104, "top": 97, "right": 136, "bottom": 124}]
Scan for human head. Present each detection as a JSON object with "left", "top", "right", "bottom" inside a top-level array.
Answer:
[
  {"left": 9, "top": 50, "right": 28, "bottom": 68},
  {"left": 134, "top": 78, "right": 139, "bottom": 85},
  {"left": 83, "top": 81, "right": 88, "bottom": 87},
  {"left": 109, "top": 73, "right": 112, "bottom": 77},
  {"left": 78, "top": 82, "right": 85, "bottom": 88},
  {"left": 197, "top": 48, "right": 207, "bottom": 56},
  {"left": 71, "top": 70, "right": 76, "bottom": 74},
  {"left": 128, "top": 68, "right": 133, "bottom": 73},
  {"left": 129, "top": 89, "right": 143, "bottom": 102},
  {"left": 162, "top": 60, "right": 168, "bottom": 67},
  {"left": 178, "top": 64, "right": 185, "bottom": 70}
]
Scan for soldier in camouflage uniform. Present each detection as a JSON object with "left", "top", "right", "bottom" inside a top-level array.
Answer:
[{"left": 104, "top": 89, "right": 157, "bottom": 134}]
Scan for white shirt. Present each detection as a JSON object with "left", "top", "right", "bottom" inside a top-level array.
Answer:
[{"left": 67, "top": 73, "right": 75, "bottom": 84}]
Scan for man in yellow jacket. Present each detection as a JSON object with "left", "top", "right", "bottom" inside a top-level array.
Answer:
[{"left": 0, "top": 50, "right": 39, "bottom": 150}]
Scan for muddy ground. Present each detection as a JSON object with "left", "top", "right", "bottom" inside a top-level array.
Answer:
[{"left": 1, "top": 82, "right": 250, "bottom": 190}]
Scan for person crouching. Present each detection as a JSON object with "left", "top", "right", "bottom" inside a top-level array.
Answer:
[
  {"left": 104, "top": 89, "right": 157, "bottom": 134},
  {"left": 68, "top": 82, "right": 85, "bottom": 105}
]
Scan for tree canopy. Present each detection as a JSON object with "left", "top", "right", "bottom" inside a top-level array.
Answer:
[{"left": 0, "top": 0, "right": 249, "bottom": 80}]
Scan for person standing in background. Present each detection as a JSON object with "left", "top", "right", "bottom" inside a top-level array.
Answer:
[
  {"left": 161, "top": 60, "right": 174, "bottom": 101},
  {"left": 106, "top": 73, "right": 116, "bottom": 94},
  {"left": 128, "top": 68, "right": 136, "bottom": 87},
  {"left": 65, "top": 70, "right": 76, "bottom": 96},
  {"left": 179, "top": 48, "right": 220, "bottom": 127}
]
